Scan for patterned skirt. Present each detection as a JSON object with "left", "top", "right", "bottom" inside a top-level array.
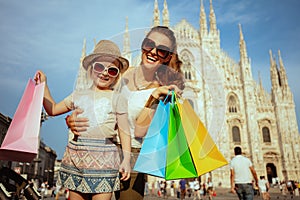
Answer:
[{"left": 57, "top": 138, "right": 120, "bottom": 193}]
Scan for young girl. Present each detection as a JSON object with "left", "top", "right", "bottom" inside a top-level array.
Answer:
[{"left": 35, "top": 40, "right": 131, "bottom": 200}]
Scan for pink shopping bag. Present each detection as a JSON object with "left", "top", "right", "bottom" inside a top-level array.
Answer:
[{"left": 0, "top": 78, "right": 45, "bottom": 162}]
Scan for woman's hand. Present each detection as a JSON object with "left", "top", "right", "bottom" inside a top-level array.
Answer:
[
  {"left": 66, "top": 108, "right": 89, "bottom": 136},
  {"left": 151, "top": 84, "right": 182, "bottom": 99}
]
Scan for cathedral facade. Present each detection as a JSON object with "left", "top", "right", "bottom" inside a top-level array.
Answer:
[
  {"left": 140, "top": 0, "right": 300, "bottom": 186},
  {"left": 77, "top": 0, "right": 300, "bottom": 187}
]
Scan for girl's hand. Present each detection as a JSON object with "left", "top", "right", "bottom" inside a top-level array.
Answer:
[
  {"left": 151, "top": 84, "right": 182, "bottom": 99},
  {"left": 119, "top": 159, "right": 131, "bottom": 181},
  {"left": 34, "top": 70, "right": 47, "bottom": 84}
]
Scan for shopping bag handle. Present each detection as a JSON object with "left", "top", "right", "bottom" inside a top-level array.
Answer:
[
  {"left": 171, "top": 90, "right": 176, "bottom": 104},
  {"left": 162, "top": 90, "right": 173, "bottom": 104}
]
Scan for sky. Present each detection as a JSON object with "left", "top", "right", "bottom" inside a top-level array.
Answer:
[{"left": 0, "top": 0, "right": 299, "bottom": 159}]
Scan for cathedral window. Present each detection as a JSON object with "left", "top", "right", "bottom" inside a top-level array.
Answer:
[
  {"left": 181, "top": 52, "right": 193, "bottom": 81},
  {"left": 228, "top": 95, "right": 238, "bottom": 113},
  {"left": 262, "top": 127, "right": 271, "bottom": 143},
  {"left": 232, "top": 126, "right": 241, "bottom": 143}
]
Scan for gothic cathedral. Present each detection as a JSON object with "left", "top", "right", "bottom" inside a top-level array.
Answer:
[{"left": 78, "top": 0, "right": 300, "bottom": 187}]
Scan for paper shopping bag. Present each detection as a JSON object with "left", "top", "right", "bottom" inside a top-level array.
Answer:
[
  {"left": 177, "top": 99, "right": 228, "bottom": 175},
  {"left": 165, "top": 101, "right": 197, "bottom": 180},
  {"left": 133, "top": 100, "right": 170, "bottom": 177},
  {"left": 0, "top": 79, "right": 45, "bottom": 162}
]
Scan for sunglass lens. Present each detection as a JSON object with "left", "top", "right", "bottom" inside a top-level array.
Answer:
[
  {"left": 107, "top": 67, "right": 119, "bottom": 77},
  {"left": 157, "top": 47, "right": 170, "bottom": 59},
  {"left": 93, "top": 63, "right": 105, "bottom": 73},
  {"left": 142, "top": 38, "right": 155, "bottom": 51},
  {"left": 142, "top": 38, "right": 170, "bottom": 59}
]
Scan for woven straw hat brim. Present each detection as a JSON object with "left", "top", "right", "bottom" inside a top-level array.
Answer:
[{"left": 82, "top": 53, "right": 129, "bottom": 73}]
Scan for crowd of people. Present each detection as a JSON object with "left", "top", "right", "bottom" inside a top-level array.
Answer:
[{"left": 144, "top": 178, "right": 216, "bottom": 200}]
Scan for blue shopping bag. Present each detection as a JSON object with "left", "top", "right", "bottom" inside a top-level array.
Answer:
[{"left": 133, "top": 100, "right": 170, "bottom": 177}]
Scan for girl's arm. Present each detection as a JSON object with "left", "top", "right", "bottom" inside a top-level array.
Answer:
[
  {"left": 35, "top": 70, "right": 71, "bottom": 116},
  {"left": 117, "top": 113, "right": 131, "bottom": 181}
]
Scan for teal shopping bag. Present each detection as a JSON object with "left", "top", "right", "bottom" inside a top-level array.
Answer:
[{"left": 133, "top": 100, "right": 170, "bottom": 177}]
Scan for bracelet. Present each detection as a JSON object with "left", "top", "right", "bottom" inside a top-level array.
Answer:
[
  {"left": 65, "top": 115, "right": 71, "bottom": 129},
  {"left": 144, "top": 95, "right": 160, "bottom": 108}
]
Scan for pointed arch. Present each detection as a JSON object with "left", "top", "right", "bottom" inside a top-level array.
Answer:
[
  {"left": 227, "top": 93, "right": 240, "bottom": 113},
  {"left": 232, "top": 126, "right": 241, "bottom": 143},
  {"left": 262, "top": 127, "right": 271, "bottom": 143},
  {"left": 179, "top": 49, "right": 195, "bottom": 81},
  {"left": 258, "top": 119, "right": 273, "bottom": 144}
]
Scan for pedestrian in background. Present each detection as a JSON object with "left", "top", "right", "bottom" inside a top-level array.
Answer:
[
  {"left": 179, "top": 179, "right": 186, "bottom": 200},
  {"left": 230, "top": 146, "right": 258, "bottom": 200},
  {"left": 258, "top": 175, "right": 270, "bottom": 200}
]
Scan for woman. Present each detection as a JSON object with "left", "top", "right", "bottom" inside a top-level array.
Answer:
[{"left": 67, "top": 26, "right": 184, "bottom": 199}]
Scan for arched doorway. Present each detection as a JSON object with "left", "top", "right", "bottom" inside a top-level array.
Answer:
[{"left": 266, "top": 163, "right": 277, "bottom": 183}]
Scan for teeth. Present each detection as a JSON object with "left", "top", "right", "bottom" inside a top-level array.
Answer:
[{"left": 147, "top": 55, "right": 157, "bottom": 62}]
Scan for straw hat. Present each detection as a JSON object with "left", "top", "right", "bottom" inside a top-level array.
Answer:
[{"left": 82, "top": 40, "right": 129, "bottom": 73}]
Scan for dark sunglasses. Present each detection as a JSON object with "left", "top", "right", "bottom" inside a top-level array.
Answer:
[
  {"left": 141, "top": 38, "right": 171, "bottom": 59},
  {"left": 92, "top": 62, "right": 120, "bottom": 77}
]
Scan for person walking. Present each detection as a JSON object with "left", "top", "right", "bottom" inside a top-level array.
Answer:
[
  {"left": 258, "top": 176, "right": 270, "bottom": 200},
  {"left": 179, "top": 179, "right": 187, "bottom": 200},
  {"left": 230, "top": 146, "right": 258, "bottom": 200}
]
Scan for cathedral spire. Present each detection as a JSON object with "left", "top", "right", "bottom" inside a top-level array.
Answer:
[
  {"left": 239, "top": 24, "right": 252, "bottom": 81},
  {"left": 258, "top": 71, "right": 267, "bottom": 101},
  {"left": 270, "top": 50, "right": 279, "bottom": 89},
  {"left": 122, "top": 17, "right": 132, "bottom": 63},
  {"left": 153, "top": 0, "right": 160, "bottom": 27},
  {"left": 123, "top": 17, "right": 130, "bottom": 54},
  {"left": 75, "top": 38, "right": 89, "bottom": 91},
  {"left": 209, "top": 0, "right": 217, "bottom": 34},
  {"left": 93, "top": 38, "right": 97, "bottom": 48},
  {"left": 199, "top": 0, "right": 208, "bottom": 37},
  {"left": 239, "top": 24, "right": 249, "bottom": 65},
  {"left": 162, "top": 0, "right": 170, "bottom": 27},
  {"left": 258, "top": 71, "right": 263, "bottom": 90},
  {"left": 278, "top": 50, "right": 289, "bottom": 88},
  {"left": 81, "top": 38, "right": 86, "bottom": 60}
]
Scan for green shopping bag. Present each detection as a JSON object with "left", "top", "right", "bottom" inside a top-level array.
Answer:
[{"left": 165, "top": 93, "right": 197, "bottom": 180}]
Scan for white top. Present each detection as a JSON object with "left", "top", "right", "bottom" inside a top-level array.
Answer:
[
  {"left": 230, "top": 155, "right": 253, "bottom": 184},
  {"left": 120, "top": 85, "right": 155, "bottom": 148},
  {"left": 258, "top": 179, "right": 268, "bottom": 192},
  {"left": 64, "top": 89, "right": 126, "bottom": 139},
  {"left": 194, "top": 180, "right": 200, "bottom": 190}
]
